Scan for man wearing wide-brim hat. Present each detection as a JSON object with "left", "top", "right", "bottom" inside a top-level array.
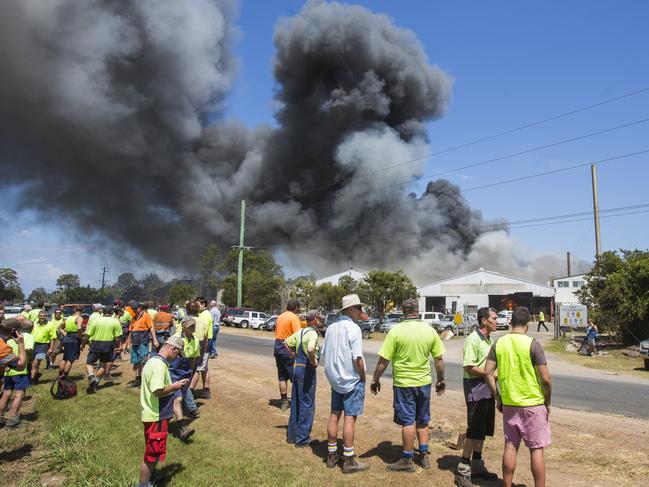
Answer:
[{"left": 321, "top": 294, "right": 370, "bottom": 474}]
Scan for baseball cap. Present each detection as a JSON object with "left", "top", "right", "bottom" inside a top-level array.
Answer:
[{"left": 165, "top": 335, "right": 185, "bottom": 351}]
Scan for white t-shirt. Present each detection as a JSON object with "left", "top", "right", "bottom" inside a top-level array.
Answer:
[{"left": 322, "top": 315, "right": 364, "bottom": 394}]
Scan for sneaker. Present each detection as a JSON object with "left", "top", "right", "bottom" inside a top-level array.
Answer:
[
  {"left": 342, "top": 455, "right": 370, "bottom": 474},
  {"left": 202, "top": 389, "right": 211, "bottom": 400},
  {"left": 418, "top": 451, "right": 432, "bottom": 469},
  {"left": 386, "top": 457, "right": 416, "bottom": 472},
  {"left": 6, "top": 416, "right": 20, "bottom": 428},
  {"left": 280, "top": 399, "right": 289, "bottom": 412},
  {"left": 187, "top": 409, "right": 200, "bottom": 419},
  {"left": 455, "top": 461, "right": 473, "bottom": 487},
  {"left": 326, "top": 453, "right": 339, "bottom": 468},
  {"left": 471, "top": 458, "right": 498, "bottom": 480},
  {"left": 179, "top": 424, "right": 195, "bottom": 443},
  {"left": 128, "top": 378, "right": 141, "bottom": 388}
]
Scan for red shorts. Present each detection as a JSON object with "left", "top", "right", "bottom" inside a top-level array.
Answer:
[{"left": 143, "top": 419, "right": 169, "bottom": 463}]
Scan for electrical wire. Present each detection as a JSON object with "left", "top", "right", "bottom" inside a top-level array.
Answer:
[{"left": 263, "top": 86, "right": 649, "bottom": 203}]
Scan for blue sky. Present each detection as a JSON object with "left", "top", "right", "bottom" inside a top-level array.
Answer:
[{"left": 3, "top": 0, "right": 648, "bottom": 294}]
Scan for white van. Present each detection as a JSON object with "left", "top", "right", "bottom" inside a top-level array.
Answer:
[{"left": 419, "top": 312, "right": 444, "bottom": 328}]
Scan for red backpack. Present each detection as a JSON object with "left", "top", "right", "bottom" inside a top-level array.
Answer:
[{"left": 50, "top": 375, "right": 78, "bottom": 399}]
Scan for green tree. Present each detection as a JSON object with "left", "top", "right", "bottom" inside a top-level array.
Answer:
[
  {"left": 221, "top": 249, "right": 284, "bottom": 310},
  {"left": 56, "top": 273, "right": 81, "bottom": 300},
  {"left": 199, "top": 244, "right": 223, "bottom": 291},
  {"left": 0, "top": 267, "right": 24, "bottom": 302},
  {"left": 362, "top": 270, "right": 418, "bottom": 317},
  {"left": 167, "top": 284, "right": 197, "bottom": 306},
  {"left": 67, "top": 285, "right": 100, "bottom": 302},
  {"left": 576, "top": 250, "right": 649, "bottom": 343},
  {"left": 116, "top": 272, "right": 137, "bottom": 290},
  {"left": 28, "top": 287, "right": 49, "bottom": 304}
]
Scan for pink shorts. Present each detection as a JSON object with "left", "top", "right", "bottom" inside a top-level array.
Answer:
[{"left": 502, "top": 405, "right": 551, "bottom": 449}]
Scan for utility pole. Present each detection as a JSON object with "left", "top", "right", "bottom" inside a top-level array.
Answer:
[
  {"left": 231, "top": 200, "right": 251, "bottom": 308},
  {"left": 566, "top": 251, "right": 571, "bottom": 277},
  {"left": 591, "top": 164, "right": 602, "bottom": 258},
  {"left": 100, "top": 266, "right": 107, "bottom": 300}
]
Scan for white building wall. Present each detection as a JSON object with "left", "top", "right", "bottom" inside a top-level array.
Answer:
[{"left": 553, "top": 274, "right": 586, "bottom": 304}]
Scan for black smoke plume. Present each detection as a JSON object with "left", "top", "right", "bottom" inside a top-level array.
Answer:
[{"left": 0, "top": 1, "right": 582, "bottom": 283}]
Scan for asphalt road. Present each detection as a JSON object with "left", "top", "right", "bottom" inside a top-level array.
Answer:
[{"left": 218, "top": 332, "right": 649, "bottom": 419}]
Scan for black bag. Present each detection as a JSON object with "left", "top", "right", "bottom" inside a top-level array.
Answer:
[{"left": 50, "top": 375, "right": 78, "bottom": 399}]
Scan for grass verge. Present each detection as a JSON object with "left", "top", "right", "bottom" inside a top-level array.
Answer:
[
  {"left": 545, "top": 338, "right": 649, "bottom": 378},
  {"left": 0, "top": 370, "right": 311, "bottom": 487}
]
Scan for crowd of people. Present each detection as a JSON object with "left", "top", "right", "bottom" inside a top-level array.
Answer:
[
  {"left": 1, "top": 293, "right": 553, "bottom": 487},
  {"left": 0, "top": 297, "right": 221, "bottom": 487},
  {"left": 275, "top": 295, "right": 552, "bottom": 487}
]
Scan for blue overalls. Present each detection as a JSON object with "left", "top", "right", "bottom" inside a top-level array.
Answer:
[{"left": 287, "top": 328, "right": 317, "bottom": 446}]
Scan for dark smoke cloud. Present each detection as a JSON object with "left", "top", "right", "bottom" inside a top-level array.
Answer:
[{"left": 0, "top": 0, "right": 583, "bottom": 284}]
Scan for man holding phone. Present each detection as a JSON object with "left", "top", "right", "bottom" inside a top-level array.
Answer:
[{"left": 137, "top": 337, "right": 188, "bottom": 487}]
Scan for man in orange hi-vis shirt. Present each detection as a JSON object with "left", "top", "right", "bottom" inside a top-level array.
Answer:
[{"left": 274, "top": 299, "right": 302, "bottom": 411}]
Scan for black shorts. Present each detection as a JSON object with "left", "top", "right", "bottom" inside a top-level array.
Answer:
[
  {"left": 275, "top": 355, "right": 294, "bottom": 382},
  {"left": 466, "top": 398, "right": 496, "bottom": 440},
  {"left": 86, "top": 350, "right": 113, "bottom": 365}
]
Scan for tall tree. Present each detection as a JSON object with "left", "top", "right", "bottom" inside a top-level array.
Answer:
[
  {"left": 199, "top": 244, "right": 223, "bottom": 291},
  {"left": 221, "top": 249, "right": 285, "bottom": 310},
  {"left": 362, "top": 270, "right": 418, "bottom": 317},
  {"left": 0, "top": 267, "right": 24, "bottom": 302},
  {"left": 116, "top": 272, "right": 137, "bottom": 290},
  {"left": 28, "top": 287, "right": 49, "bottom": 304},
  {"left": 167, "top": 283, "right": 197, "bottom": 306},
  {"left": 577, "top": 250, "right": 649, "bottom": 343},
  {"left": 56, "top": 273, "right": 81, "bottom": 301}
]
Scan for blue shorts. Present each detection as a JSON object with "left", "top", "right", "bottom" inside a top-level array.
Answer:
[
  {"left": 130, "top": 343, "right": 150, "bottom": 365},
  {"left": 393, "top": 384, "right": 432, "bottom": 426},
  {"left": 275, "top": 354, "right": 294, "bottom": 382},
  {"left": 4, "top": 374, "right": 31, "bottom": 391},
  {"left": 331, "top": 381, "right": 365, "bottom": 416},
  {"left": 62, "top": 336, "right": 81, "bottom": 361},
  {"left": 33, "top": 342, "right": 49, "bottom": 361}
]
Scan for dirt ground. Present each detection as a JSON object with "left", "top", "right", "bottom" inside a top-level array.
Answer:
[{"left": 208, "top": 345, "right": 649, "bottom": 486}]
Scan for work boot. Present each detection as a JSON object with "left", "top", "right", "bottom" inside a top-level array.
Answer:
[
  {"left": 187, "top": 409, "right": 200, "bottom": 419},
  {"left": 386, "top": 457, "right": 416, "bottom": 472},
  {"left": 202, "top": 388, "right": 211, "bottom": 400},
  {"left": 471, "top": 458, "right": 498, "bottom": 480},
  {"left": 342, "top": 455, "right": 369, "bottom": 474},
  {"left": 87, "top": 377, "right": 98, "bottom": 394},
  {"left": 418, "top": 451, "right": 432, "bottom": 469},
  {"left": 128, "top": 377, "right": 141, "bottom": 388},
  {"left": 0, "top": 417, "right": 6, "bottom": 428},
  {"left": 280, "top": 399, "right": 289, "bottom": 412},
  {"left": 326, "top": 452, "right": 339, "bottom": 468},
  {"left": 455, "top": 460, "right": 473, "bottom": 487},
  {"left": 179, "top": 423, "right": 195, "bottom": 443},
  {"left": 6, "top": 416, "right": 20, "bottom": 428}
]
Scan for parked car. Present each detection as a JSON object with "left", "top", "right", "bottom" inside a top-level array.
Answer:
[
  {"left": 221, "top": 307, "right": 252, "bottom": 326},
  {"left": 419, "top": 311, "right": 444, "bottom": 328},
  {"left": 235, "top": 310, "right": 270, "bottom": 329},
  {"left": 260, "top": 315, "right": 278, "bottom": 332},
  {"left": 640, "top": 338, "right": 649, "bottom": 370},
  {"left": 437, "top": 315, "right": 458, "bottom": 335},
  {"left": 362, "top": 318, "right": 381, "bottom": 332},
  {"left": 380, "top": 316, "right": 402, "bottom": 333},
  {"left": 385, "top": 312, "right": 403, "bottom": 321},
  {"left": 496, "top": 311, "right": 512, "bottom": 330},
  {"left": 358, "top": 321, "right": 373, "bottom": 339},
  {"left": 2, "top": 306, "right": 22, "bottom": 319}
]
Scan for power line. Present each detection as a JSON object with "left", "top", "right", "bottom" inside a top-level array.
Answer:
[
  {"left": 250, "top": 202, "right": 649, "bottom": 248},
  {"left": 264, "top": 86, "right": 649, "bottom": 203},
  {"left": 255, "top": 118, "right": 649, "bottom": 214}
]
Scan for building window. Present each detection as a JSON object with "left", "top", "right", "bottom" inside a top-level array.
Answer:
[
  {"left": 572, "top": 281, "right": 584, "bottom": 288},
  {"left": 557, "top": 281, "right": 569, "bottom": 288}
]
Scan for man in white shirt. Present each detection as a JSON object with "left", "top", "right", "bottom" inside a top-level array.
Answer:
[{"left": 321, "top": 294, "right": 370, "bottom": 474}]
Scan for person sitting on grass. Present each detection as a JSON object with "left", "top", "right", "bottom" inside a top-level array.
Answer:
[
  {"left": 168, "top": 317, "right": 201, "bottom": 442},
  {"left": 0, "top": 318, "right": 33, "bottom": 428},
  {"left": 30, "top": 310, "right": 56, "bottom": 384},
  {"left": 138, "top": 338, "right": 187, "bottom": 487}
]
